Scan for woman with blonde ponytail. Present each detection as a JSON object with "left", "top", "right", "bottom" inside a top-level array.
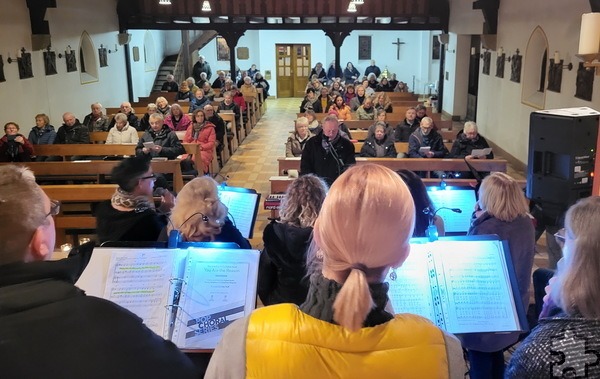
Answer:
[{"left": 207, "top": 164, "right": 466, "bottom": 379}]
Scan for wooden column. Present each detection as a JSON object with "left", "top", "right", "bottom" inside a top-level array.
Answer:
[
  {"left": 217, "top": 29, "right": 246, "bottom": 79},
  {"left": 324, "top": 29, "right": 350, "bottom": 78}
]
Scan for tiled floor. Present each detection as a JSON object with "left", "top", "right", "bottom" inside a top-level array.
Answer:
[{"left": 218, "top": 98, "right": 300, "bottom": 249}]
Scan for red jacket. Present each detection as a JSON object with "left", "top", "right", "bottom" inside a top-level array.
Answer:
[
  {"left": 183, "top": 122, "right": 216, "bottom": 171},
  {"left": 164, "top": 113, "right": 192, "bottom": 131}
]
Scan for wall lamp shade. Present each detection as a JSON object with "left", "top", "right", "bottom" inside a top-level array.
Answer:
[
  {"left": 347, "top": 3, "right": 357, "bottom": 12},
  {"left": 577, "top": 13, "right": 600, "bottom": 75},
  {"left": 202, "top": 1, "right": 212, "bottom": 12},
  {"left": 158, "top": 0, "right": 171, "bottom": 5}
]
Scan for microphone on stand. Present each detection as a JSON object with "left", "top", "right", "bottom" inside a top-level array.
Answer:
[
  {"left": 324, "top": 134, "right": 344, "bottom": 176},
  {"left": 423, "top": 207, "right": 462, "bottom": 241}
]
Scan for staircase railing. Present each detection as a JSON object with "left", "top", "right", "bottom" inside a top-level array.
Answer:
[{"left": 173, "top": 44, "right": 186, "bottom": 84}]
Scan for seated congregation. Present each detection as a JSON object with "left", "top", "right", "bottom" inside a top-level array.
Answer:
[{"left": 0, "top": 64, "right": 584, "bottom": 379}]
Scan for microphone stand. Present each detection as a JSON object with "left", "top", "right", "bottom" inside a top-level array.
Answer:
[
  {"left": 425, "top": 206, "right": 462, "bottom": 241},
  {"left": 325, "top": 137, "right": 344, "bottom": 177}
]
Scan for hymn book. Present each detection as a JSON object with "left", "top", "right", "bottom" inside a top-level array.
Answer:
[
  {"left": 76, "top": 247, "right": 260, "bottom": 349},
  {"left": 389, "top": 236, "right": 528, "bottom": 334}
]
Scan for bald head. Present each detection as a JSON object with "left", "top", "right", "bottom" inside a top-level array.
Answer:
[{"left": 62, "top": 112, "right": 76, "bottom": 126}]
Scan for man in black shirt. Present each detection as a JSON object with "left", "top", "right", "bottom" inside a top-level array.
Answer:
[
  {"left": 0, "top": 165, "right": 197, "bottom": 379},
  {"left": 300, "top": 115, "right": 356, "bottom": 185}
]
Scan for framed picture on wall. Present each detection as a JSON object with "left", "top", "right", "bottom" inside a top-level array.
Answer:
[
  {"left": 216, "top": 36, "right": 230, "bottom": 61},
  {"left": 432, "top": 36, "right": 441, "bottom": 60},
  {"left": 358, "top": 36, "right": 371, "bottom": 60}
]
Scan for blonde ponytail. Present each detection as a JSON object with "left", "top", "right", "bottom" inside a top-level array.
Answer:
[{"left": 333, "top": 268, "right": 375, "bottom": 331}]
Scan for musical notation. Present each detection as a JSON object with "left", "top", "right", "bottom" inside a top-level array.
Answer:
[{"left": 388, "top": 239, "right": 522, "bottom": 334}]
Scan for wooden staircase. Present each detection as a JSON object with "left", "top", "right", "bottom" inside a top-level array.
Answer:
[
  {"left": 152, "top": 55, "right": 178, "bottom": 92},
  {"left": 151, "top": 31, "right": 219, "bottom": 92}
]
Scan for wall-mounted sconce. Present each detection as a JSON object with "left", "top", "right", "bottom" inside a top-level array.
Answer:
[
  {"left": 201, "top": 1, "right": 212, "bottom": 12},
  {"left": 57, "top": 45, "right": 72, "bottom": 59},
  {"left": 576, "top": 12, "right": 600, "bottom": 75},
  {"left": 6, "top": 47, "right": 25, "bottom": 64},
  {"left": 551, "top": 51, "right": 573, "bottom": 71},
  {"left": 347, "top": 2, "right": 357, "bottom": 12}
]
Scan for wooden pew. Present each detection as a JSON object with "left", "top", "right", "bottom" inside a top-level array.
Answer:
[
  {"left": 350, "top": 129, "right": 457, "bottom": 142},
  {"left": 296, "top": 110, "right": 443, "bottom": 122},
  {"left": 353, "top": 142, "right": 454, "bottom": 154},
  {"left": 41, "top": 184, "right": 118, "bottom": 246},
  {"left": 342, "top": 120, "right": 452, "bottom": 131},
  {"left": 387, "top": 92, "right": 420, "bottom": 100},
  {"left": 9, "top": 160, "right": 184, "bottom": 192},
  {"left": 219, "top": 112, "right": 240, "bottom": 153},
  {"left": 277, "top": 157, "right": 508, "bottom": 177},
  {"left": 27, "top": 150, "right": 185, "bottom": 192},
  {"left": 243, "top": 94, "right": 259, "bottom": 132},
  {"left": 33, "top": 141, "right": 208, "bottom": 177},
  {"left": 89, "top": 131, "right": 144, "bottom": 143}
]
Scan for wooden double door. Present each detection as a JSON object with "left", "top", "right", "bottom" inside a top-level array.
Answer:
[{"left": 276, "top": 44, "right": 311, "bottom": 98}]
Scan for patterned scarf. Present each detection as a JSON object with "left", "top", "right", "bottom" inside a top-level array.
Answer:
[{"left": 111, "top": 187, "right": 155, "bottom": 212}]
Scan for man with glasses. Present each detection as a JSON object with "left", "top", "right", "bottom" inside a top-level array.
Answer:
[
  {"left": 407, "top": 117, "right": 448, "bottom": 159},
  {"left": 0, "top": 165, "right": 196, "bottom": 378}
]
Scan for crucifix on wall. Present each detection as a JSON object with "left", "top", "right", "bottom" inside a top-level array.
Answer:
[{"left": 392, "top": 38, "right": 405, "bottom": 60}]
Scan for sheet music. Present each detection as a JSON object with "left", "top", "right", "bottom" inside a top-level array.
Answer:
[
  {"left": 218, "top": 188, "right": 259, "bottom": 238},
  {"left": 172, "top": 250, "right": 252, "bottom": 349},
  {"left": 426, "top": 188, "right": 477, "bottom": 233},
  {"left": 388, "top": 246, "right": 436, "bottom": 322},
  {"left": 103, "top": 250, "right": 185, "bottom": 338},
  {"left": 432, "top": 240, "right": 520, "bottom": 334}
]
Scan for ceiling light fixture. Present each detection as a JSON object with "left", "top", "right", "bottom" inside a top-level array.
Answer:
[
  {"left": 158, "top": 0, "right": 171, "bottom": 5},
  {"left": 347, "top": 3, "right": 357, "bottom": 12},
  {"left": 202, "top": 1, "right": 212, "bottom": 12}
]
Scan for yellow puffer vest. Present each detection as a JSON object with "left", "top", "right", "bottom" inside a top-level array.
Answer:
[{"left": 246, "top": 304, "right": 450, "bottom": 379}]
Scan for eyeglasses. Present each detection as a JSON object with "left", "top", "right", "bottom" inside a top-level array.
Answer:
[
  {"left": 140, "top": 173, "right": 157, "bottom": 181},
  {"left": 46, "top": 199, "right": 61, "bottom": 218},
  {"left": 553, "top": 228, "right": 566, "bottom": 244}
]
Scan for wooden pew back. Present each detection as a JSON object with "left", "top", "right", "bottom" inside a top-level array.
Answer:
[
  {"left": 353, "top": 142, "right": 454, "bottom": 154},
  {"left": 277, "top": 157, "right": 508, "bottom": 177}
]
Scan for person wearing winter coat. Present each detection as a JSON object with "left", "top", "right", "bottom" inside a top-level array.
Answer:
[
  {"left": 135, "top": 113, "right": 184, "bottom": 160},
  {"left": 0, "top": 122, "right": 34, "bottom": 162},
  {"left": 182, "top": 109, "right": 216, "bottom": 175},
  {"left": 360, "top": 123, "right": 397, "bottom": 158}
]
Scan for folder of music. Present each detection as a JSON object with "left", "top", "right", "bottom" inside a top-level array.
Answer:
[
  {"left": 389, "top": 235, "right": 529, "bottom": 335},
  {"left": 76, "top": 247, "right": 260, "bottom": 350}
]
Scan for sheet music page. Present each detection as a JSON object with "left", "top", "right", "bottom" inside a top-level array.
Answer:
[
  {"left": 427, "top": 189, "right": 477, "bottom": 233},
  {"left": 103, "top": 249, "right": 187, "bottom": 338},
  {"left": 218, "top": 188, "right": 258, "bottom": 239},
  {"left": 431, "top": 240, "right": 520, "bottom": 334},
  {"left": 171, "top": 249, "right": 259, "bottom": 349},
  {"left": 387, "top": 245, "right": 436, "bottom": 323}
]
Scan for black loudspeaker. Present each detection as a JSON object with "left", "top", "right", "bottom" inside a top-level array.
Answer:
[{"left": 527, "top": 108, "right": 599, "bottom": 220}]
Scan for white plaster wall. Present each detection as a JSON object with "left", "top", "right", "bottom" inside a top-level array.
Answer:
[
  {"left": 448, "top": 0, "right": 485, "bottom": 35},
  {"left": 129, "top": 29, "right": 167, "bottom": 100},
  {"left": 0, "top": 0, "right": 129, "bottom": 129},
  {"left": 442, "top": 33, "right": 471, "bottom": 118},
  {"left": 198, "top": 30, "right": 262, "bottom": 76},
  {"left": 475, "top": 0, "right": 600, "bottom": 164},
  {"left": 0, "top": 0, "right": 176, "bottom": 130}
]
